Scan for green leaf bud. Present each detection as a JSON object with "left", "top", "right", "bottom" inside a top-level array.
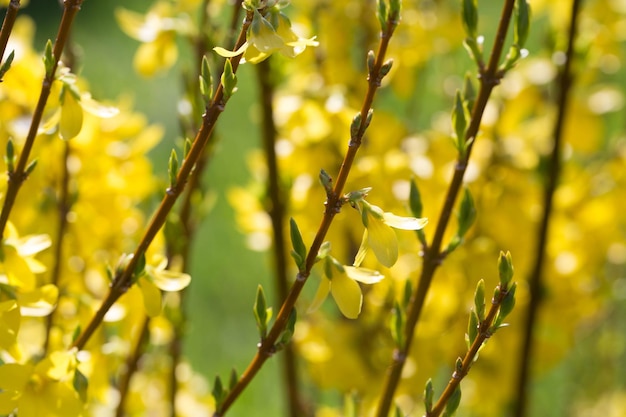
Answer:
[
  {"left": 424, "top": 378, "right": 434, "bottom": 413},
  {"left": 452, "top": 90, "right": 469, "bottom": 155},
  {"left": 212, "top": 376, "right": 225, "bottom": 408},
  {"left": 498, "top": 251, "right": 514, "bottom": 287},
  {"left": 467, "top": 309, "right": 479, "bottom": 349},
  {"left": 380, "top": 59, "right": 393, "bottom": 78},
  {"left": 229, "top": 368, "right": 238, "bottom": 390},
  {"left": 289, "top": 218, "right": 307, "bottom": 271},
  {"left": 5, "top": 138, "right": 15, "bottom": 173},
  {"left": 168, "top": 149, "right": 179, "bottom": 189},
  {"left": 377, "top": 0, "right": 388, "bottom": 31},
  {"left": 350, "top": 112, "right": 362, "bottom": 140},
  {"left": 462, "top": 73, "right": 476, "bottom": 111},
  {"left": 43, "top": 39, "right": 54, "bottom": 78},
  {"left": 403, "top": 279, "right": 412, "bottom": 310},
  {"left": 221, "top": 59, "right": 238, "bottom": 100},
  {"left": 389, "top": 0, "right": 402, "bottom": 26},
  {"left": 443, "top": 385, "right": 462, "bottom": 417},
  {"left": 254, "top": 284, "right": 269, "bottom": 339},
  {"left": 73, "top": 368, "right": 89, "bottom": 402},
  {"left": 0, "top": 50, "right": 15, "bottom": 81},
  {"left": 319, "top": 169, "right": 333, "bottom": 195},
  {"left": 461, "top": 0, "right": 478, "bottom": 39},
  {"left": 24, "top": 159, "right": 38, "bottom": 177},
  {"left": 409, "top": 179, "right": 423, "bottom": 218},
  {"left": 199, "top": 55, "right": 213, "bottom": 103},
  {"left": 367, "top": 50, "right": 376, "bottom": 75},
  {"left": 474, "top": 279, "right": 485, "bottom": 321},
  {"left": 457, "top": 188, "right": 476, "bottom": 239},
  {"left": 515, "top": 0, "right": 531, "bottom": 48},
  {"left": 183, "top": 138, "right": 193, "bottom": 160},
  {"left": 133, "top": 251, "right": 146, "bottom": 280},
  {"left": 276, "top": 308, "right": 297, "bottom": 348},
  {"left": 390, "top": 301, "right": 405, "bottom": 349},
  {"left": 498, "top": 282, "right": 517, "bottom": 320}
]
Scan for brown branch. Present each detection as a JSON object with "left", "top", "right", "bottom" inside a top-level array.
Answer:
[
  {"left": 213, "top": 15, "right": 400, "bottom": 417},
  {"left": 256, "top": 58, "right": 309, "bottom": 417},
  {"left": 512, "top": 1, "right": 582, "bottom": 416},
  {"left": 115, "top": 317, "right": 151, "bottom": 417},
  {"left": 428, "top": 283, "right": 512, "bottom": 417},
  {"left": 375, "top": 2, "right": 517, "bottom": 415},
  {"left": 43, "top": 142, "right": 72, "bottom": 354},
  {"left": 0, "top": 0, "right": 20, "bottom": 63},
  {"left": 0, "top": 0, "right": 83, "bottom": 239},
  {"left": 71, "top": 8, "right": 255, "bottom": 352}
]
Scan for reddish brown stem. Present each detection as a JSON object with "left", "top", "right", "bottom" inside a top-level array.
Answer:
[{"left": 0, "top": 0, "right": 20, "bottom": 64}]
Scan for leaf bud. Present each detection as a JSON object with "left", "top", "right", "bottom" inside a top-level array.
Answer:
[
  {"left": 461, "top": 0, "right": 478, "bottom": 39},
  {"left": 498, "top": 251, "right": 514, "bottom": 287}
]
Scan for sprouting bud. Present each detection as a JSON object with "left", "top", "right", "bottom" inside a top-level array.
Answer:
[
  {"left": 457, "top": 188, "right": 476, "bottom": 239},
  {"left": 212, "top": 376, "right": 225, "bottom": 409},
  {"left": 221, "top": 59, "right": 238, "bottom": 100},
  {"left": 498, "top": 251, "right": 514, "bottom": 287},
  {"left": 199, "top": 55, "right": 214, "bottom": 103},
  {"left": 289, "top": 218, "right": 307, "bottom": 271},
  {"left": 467, "top": 309, "right": 479, "bottom": 349},
  {"left": 379, "top": 59, "right": 394, "bottom": 82},
  {"left": 388, "top": 0, "right": 402, "bottom": 27},
  {"left": 497, "top": 282, "right": 517, "bottom": 321},
  {"left": 390, "top": 301, "right": 405, "bottom": 349},
  {"left": 319, "top": 169, "right": 333, "bottom": 195},
  {"left": 424, "top": 378, "right": 434, "bottom": 413},
  {"left": 409, "top": 179, "right": 423, "bottom": 218},
  {"left": 377, "top": 0, "right": 388, "bottom": 31},
  {"left": 0, "top": 50, "right": 15, "bottom": 81},
  {"left": 183, "top": 138, "right": 193, "bottom": 160},
  {"left": 367, "top": 50, "right": 376, "bottom": 75},
  {"left": 24, "top": 159, "right": 38, "bottom": 177},
  {"left": 168, "top": 149, "right": 179, "bottom": 189},
  {"left": 474, "top": 279, "right": 485, "bottom": 321},
  {"left": 73, "top": 368, "right": 88, "bottom": 402},
  {"left": 452, "top": 90, "right": 469, "bottom": 155},
  {"left": 229, "top": 368, "right": 238, "bottom": 391},
  {"left": 253, "top": 284, "right": 270, "bottom": 339},
  {"left": 444, "top": 385, "right": 462, "bottom": 417},
  {"left": 515, "top": 0, "right": 531, "bottom": 49},
  {"left": 133, "top": 251, "right": 146, "bottom": 280},
  {"left": 461, "top": 0, "right": 478, "bottom": 39},
  {"left": 350, "top": 112, "right": 362, "bottom": 140},
  {"left": 5, "top": 138, "right": 15, "bottom": 173},
  {"left": 43, "top": 39, "right": 54, "bottom": 78},
  {"left": 275, "top": 308, "right": 297, "bottom": 350},
  {"left": 402, "top": 279, "right": 412, "bottom": 310},
  {"left": 463, "top": 73, "right": 476, "bottom": 111}
]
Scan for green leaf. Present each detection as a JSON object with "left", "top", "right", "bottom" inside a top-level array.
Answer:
[
  {"left": 253, "top": 285, "right": 269, "bottom": 339},
  {"left": 474, "top": 279, "right": 485, "bottom": 321},
  {"left": 289, "top": 218, "right": 307, "bottom": 271},
  {"left": 409, "top": 179, "right": 423, "bottom": 218},
  {"left": 183, "top": 138, "right": 193, "bottom": 160},
  {"left": 276, "top": 308, "right": 297, "bottom": 349},
  {"left": 221, "top": 59, "right": 238, "bottom": 100},
  {"left": 515, "top": 0, "right": 531, "bottom": 48},
  {"left": 402, "top": 279, "right": 412, "bottom": 310},
  {"left": 388, "top": 0, "right": 402, "bottom": 26},
  {"left": 199, "top": 55, "right": 213, "bottom": 103},
  {"left": 24, "top": 159, "right": 38, "bottom": 177},
  {"left": 5, "top": 138, "right": 15, "bottom": 173},
  {"left": 390, "top": 301, "right": 405, "bottom": 349},
  {"left": 462, "top": 73, "right": 476, "bottom": 111},
  {"left": 43, "top": 39, "right": 54, "bottom": 77},
  {"left": 498, "top": 251, "right": 514, "bottom": 287},
  {"left": 73, "top": 368, "right": 88, "bottom": 402},
  {"left": 133, "top": 251, "right": 146, "bottom": 279},
  {"left": 451, "top": 90, "right": 469, "bottom": 156},
  {"left": 377, "top": 0, "right": 388, "bottom": 30},
  {"left": 467, "top": 309, "right": 479, "bottom": 349},
  {"left": 457, "top": 188, "right": 476, "bottom": 239},
  {"left": 0, "top": 50, "right": 15, "bottom": 81},
  {"left": 168, "top": 149, "right": 179, "bottom": 189},
  {"left": 424, "top": 378, "right": 434, "bottom": 413},
  {"left": 461, "top": 0, "right": 478, "bottom": 39},
  {"left": 212, "top": 375, "right": 225, "bottom": 409},
  {"left": 229, "top": 368, "right": 238, "bottom": 391},
  {"left": 497, "top": 282, "right": 517, "bottom": 321},
  {"left": 443, "top": 385, "right": 462, "bottom": 417}
]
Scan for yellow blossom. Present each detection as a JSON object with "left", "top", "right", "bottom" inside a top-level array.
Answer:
[
  {"left": 214, "top": 9, "right": 318, "bottom": 64},
  {"left": 353, "top": 200, "right": 428, "bottom": 268},
  {"left": 309, "top": 249, "right": 383, "bottom": 319},
  {"left": 0, "top": 222, "right": 51, "bottom": 290}
]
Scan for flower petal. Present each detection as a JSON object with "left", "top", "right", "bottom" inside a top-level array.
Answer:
[
  {"left": 138, "top": 277, "right": 162, "bottom": 317},
  {"left": 330, "top": 272, "right": 363, "bottom": 319},
  {"left": 213, "top": 42, "right": 249, "bottom": 58},
  {"left": 18, "top": 284, "right": 59, "bottom": 317},
  {"left": 353, "top": 230, "right": 369, "bottom": 267},
  {"left": 344, "top": 266, "right": 384, "bottom": 284},
  {"left": 308, "top": 278, "right": 330, "bottom": 313},
  {"left": 59, "top": 88, "right": 83, "bottom": 140},
  {"left": 383, "top": 212, "right": 428, "bottom": 230},
  {"left": 150, "top": 269, "right": 191, "bottom": 292},
  {"left": 367, "top": 214, "right": 399, "bottom": 268}
]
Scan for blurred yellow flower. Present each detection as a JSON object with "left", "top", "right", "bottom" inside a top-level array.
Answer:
[
  {"left": 0, "top": 222, "right": 51, "bottom": 290},
  {"left": 135, "top": 255, "right": 192, "bottom": 317}
]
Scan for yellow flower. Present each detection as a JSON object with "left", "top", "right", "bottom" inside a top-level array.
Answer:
[
  {"left": 129, "top": 254, "right": 192, "bottom": 317},
  {"left": 354, "top": 200, "right": 428, "bottom": 268},
  {"left": 0, "top": 351, "right": 83, "bottom": 417},
  {"left": 42, "top": 73, "right": 119, "bottom": 140},
  {"left": 214, "top": 9, "right": 318, "bottom": 64},
  {"left": 309, "top": 249, "right": 383, "bottom": 319},
  {"left": 115, "top": 3, "right": 192, "bottom": 77},
  {"left": 0, "top": 222, "right": 51, "bottom": 290}
]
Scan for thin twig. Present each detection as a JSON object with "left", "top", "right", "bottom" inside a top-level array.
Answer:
[
  {"left": 0, "top": 0, "right": 20, "bottom": 63},
  {"left": 375, "top": 2, "right": 517, "bottom": 415},
  {"left": 0, "top": 0, "right": 83, "bottom": 239},
  {"left": 71, "top": 7, "right": 254, "bottom": 352},
  {"left": 115, "top": 317, "right": 151, "bottom": 417},
  {"left": 43, "top": 142, "right": 72, "bottom": 354},
  {"left": 213, "top": 15, "right": 400, "bottom": 417},
  {"left": 428, "top": 284, "right": 512, "bottom": 417},
  {"left": 512, "top": 1, "right": 582, "bottom": 416},
  {"left": 256, "top": 57, "right": 309, "bottom": 417}
]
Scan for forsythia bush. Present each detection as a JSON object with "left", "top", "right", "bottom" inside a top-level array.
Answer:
[{"left": 0, "top": 0, "right": 625, "bottom": 417}]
